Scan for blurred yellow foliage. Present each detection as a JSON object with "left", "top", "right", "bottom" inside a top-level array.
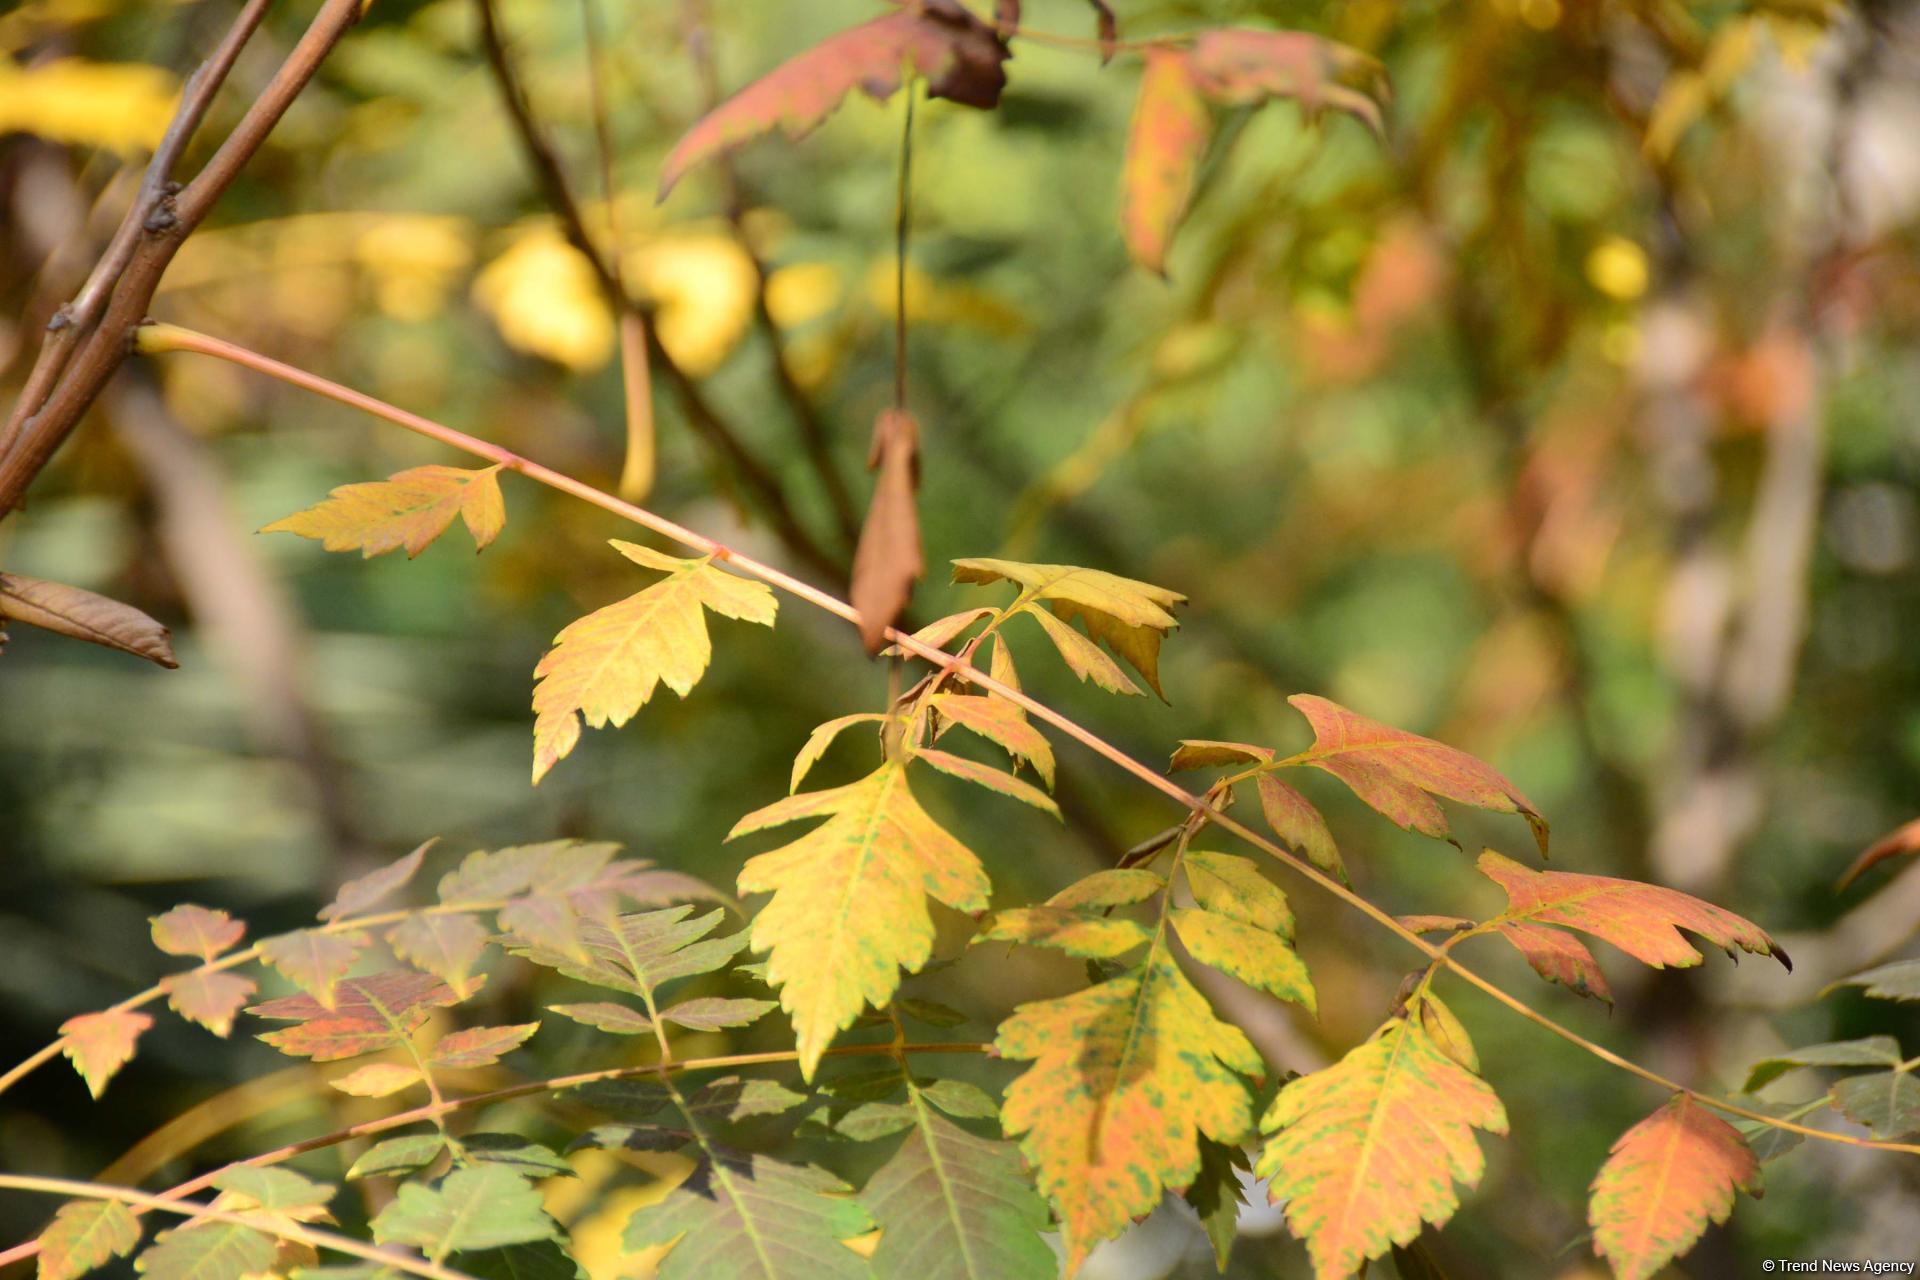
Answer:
[
  {"left": 354, "top": 215, "right": 475, "bottom": 321},
  {"left": 765, "top": 262, "right": 842, "bottom": 330},
  {"left": 1586, "top": 236, "right": 1649, "bottom": 301},
  {"left": 625, "top": 231, "right": 757, "bottom": 376},
  {"left": 0, "top": 57, "right": 178, "bottom": 153},
  {"left": 473, "top": 223, "right": 616, "bottom": 371},
  {"left": 863, "top": 261, "right": 1028, "bottom": 337}
]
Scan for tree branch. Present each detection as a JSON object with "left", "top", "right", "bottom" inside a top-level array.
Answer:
[{"left": 129, "top": 321, "right": 1920, "bottom": 1161}]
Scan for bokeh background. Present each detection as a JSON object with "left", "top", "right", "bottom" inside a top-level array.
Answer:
[{"left": 4, "top": 0, "right": 1920, "bottom": 1274}]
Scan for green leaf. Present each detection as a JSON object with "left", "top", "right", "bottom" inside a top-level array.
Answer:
[
  {"left": 463, "top": 1134, "right": 576, "bottom": 1179},
  {"left": 918, "top": 1078, "right": 997, "bottom": 1120},
  {"left": 1184, "top": 1136, "right": 1250, "bottom": 1273},
  {"left": 1743, "top": 1037, "right": 1903, "bottom": 1091},
  {"left": 913, "top": 747, "right": 1060, "bottom": 817},
  {"left": 37, "top": 1200, "right": 142, "bottom": 1280},
  {"left": 371, "top": 1165, "right": 556, "bottom": 1259},
  {"left": 860, "top": 1101, "right": 1054, "bottom": 1280},
  {"left": 209, "top": 1167, "right": 334, "bottom": 1211},
  {"left": 622, "top": 1151, "right": 872, "bottom": 1280},
  {"left": 135, "top": 1224, "right": 275, "bottom": 1280},
  {"left": 501, "top": 906, "right": 743, "bottom": 1000},
  {"left": 1827, "top": 959, "right": 1920, "bottom": 1002},
  {"left": 348, "top": 1133, "right": 448, "bottom": 1180},
  {"left": 1832, "top": 1070, "right": 1920, "bottom": 1139},
  {"left": 460, "top": 1242, "right": 584, "bottom": 1280}
]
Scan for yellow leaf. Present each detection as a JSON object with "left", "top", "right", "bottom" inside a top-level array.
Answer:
[
  {"left": 262, "top": 465, "right": 505, "bottom": 559},
  {"left": 473, "top": 224, "right": 614, "bottom": 371},
  {"left": 0, "top": 58, "right": 178, "bottom": 153},
  {"left": 531, "top": 542, "right": 776, "bottom": 783},
  {"left": 730, "top": 761, "right": 989, "bottom": 1079},
  {"left": 328, "top": 1062, "right": 423, "bottom": 1098}
]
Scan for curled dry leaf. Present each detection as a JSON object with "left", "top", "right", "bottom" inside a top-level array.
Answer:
[
  {"left": 851, "top": 408, "right": 923, "bottom": 653},
  {"left": 1837, "top": 815, "right": 1920, "bottom": 889},
  {"left": 659, "top": 0, "right": 1010, "bottom": 197},
  {"left": 0, "top": 571, "right": 176, "bottom": 667}
]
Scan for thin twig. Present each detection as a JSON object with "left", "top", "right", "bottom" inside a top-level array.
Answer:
[
  {"left": 472, "top": 0, "right": 844, "bottom": 581},
  {"left": 893, "top": 89, "right": 915, "bottom": 412},
  {"left": 129, "top": 322, "right": 1920, "bottom": 1160}
]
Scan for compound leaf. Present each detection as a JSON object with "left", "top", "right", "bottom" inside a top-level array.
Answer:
[
  {"left": 371, "top": 1165, "right": 556, "bottom": 1259},
  {"left": 621, "top": 1150, "right": 872, "bottom": 1280},
  {"left": 251, "top": 970, "right": 464, "bottom": 1062}
]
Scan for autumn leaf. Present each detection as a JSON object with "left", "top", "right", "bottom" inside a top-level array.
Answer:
[
  {"left": 953, "top": 557, "right": 1185, "bottom": 698},
  {"left": 530, "top": 541, "right": 776, "bottom": 784},
  {"left": 1187, "top": 28, "right": 1386, "bottom": 134},
  {"left": 730, "top": 761, "right": 988, "bottom": 1077},
  {"left": 429, "top": 1023, "right": 539, "bottom": 1068},
  {"left": 1121, "top": 49, "right": 1210, "bottom": 276},
  {"left": 500, "top": 905, "right": 745, "bottom": 1003},
  {"left": 36, "top": 1200, "right": 142, "bottom": 1280},
  {"left": 1493, "top": 920, "right": 1614, "bottom": 1004},
  {"left": 992, "top": 930, "right": 1265, "bottom": 1270},
  {"left": 330, "top": 1062, "right": 423, "bottom": 1098},
  {"left": 388, "top": 913, "right": 490, "bottom": 997},
  {"left": 60, "top": 1010, "right": 152, "bottom": 1098},
  {"left": 134, "top": 1222, "right": 274, "bottom": 1280},
  {"left": 927, "top": 693, "right": 1055, "bottom": 787},
  {"left": 262, "top": 465, "right": 505, "bottom": 558},
  {"left": 858, "top": 1094, "right": 1055, "bottom": 1280},
  {"left": 1257, "top": 1019, "right": 1507, "bottom": 1280},
  {"left": 0, "top": 571, "right": 176, "bottom": 668},
  {"left": 1589, "top": 1094, "right": 1758, "bottom": 1280},
  {"left": 250, "top": 969, "right": 464, "bottom": 1062},
  {"left": 1478, "top": 850, "right": 1788, "bottom": 972},
  {"left": 791, "top": 713, "right": 887, "bottom": 791},
  {"left": 658, "top": 0, "right": 1010, "bottom": 197},
  {"left": 851, "top": 408, "right": 923, "bottom": 653},
  {"left": 149, "top": 904, "right": 245, "bottom": 960},
  {"left": 913, "top": 746, "right": 1060, "bottom": 817},
  {"left": 258, "top": 929, "right": 367, "bottom": 1009},
  {"left": 1287, "top": 695, "right": 1548, "bottom": 854},
  {"left": 320, "top": 840, "right": 432, "bottom": 921},
  {"left": 162, "top": 970, "right": 257, "bottom": 1037},
  {"left": 1183, "top": 850, "right": 1294, "bottom": 937},
  {"left": 1837, "top": 815, "right": 1920, "bottom": 889},
  {"left": 1255, "top": 773, "right": 1343, "bottom": 880}
]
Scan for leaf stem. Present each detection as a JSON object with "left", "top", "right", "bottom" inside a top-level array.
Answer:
[
  {"left": 127, "top": 321, "right": 1920, "bottom": 1160},
  {"left": 894, "top": 87, "right": 915, "bottom": 411}
]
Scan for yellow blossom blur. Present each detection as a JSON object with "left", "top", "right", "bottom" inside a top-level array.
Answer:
[{"left": 0, "top": 57, "right": 177, "bottom": 153}]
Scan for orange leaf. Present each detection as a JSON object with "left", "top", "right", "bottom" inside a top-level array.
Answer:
[
  {"left": 1589, "top": 1094, "right": 1759, "bottom": 1280},
  {"left": 1257, "top": 1020, "right": 1506, "bottom": 1279},
  {"left": 1287, "top": 694, "right": 1548, "bottom": 854},
  {"left": 149, "top": 904, "right": 245, "bottom": 960},
  {"left": 1121, "top": 49, "right": 1211, "bottom": 275},
  {"left": 658, "top": 0, "right": 1009, "bottom": 197},
  {"left": 851, "top": 408, "right": 923, "bottom": 653},
  {"left": 1187, "top": 28, "right": 1385, "bottom": 135},
  {"left": 59, "top": 1010, "right": 152, "bottom": 1098},
  {"left": 1493, "top": 920, "right": 1614, "bottom": 1004},
  {"left": 1255, "top": 772, "right": 1343, "bottom": 880},
  {"left": 251, "top": 969, "right": 465, "bottom": 1062},
  {"left": 163, "top": 970, "right": 257, "bottom": 1037},
  {"left": 1478, "top": 850, "right": 1788, "bottom": 972},
  {"left": 1837, "top": 815, "right": 1920, "bottom": 889},
  {"left": 261, "top": 465, "right": 505, "bottom": 559},
  {"left": 258, "top": 929, "right": 367, "bottom": 1009}
]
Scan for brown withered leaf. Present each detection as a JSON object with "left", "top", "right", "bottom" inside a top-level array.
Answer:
[
  {"left": 1837, "top": 816, "right": 1920, "bottom": 890},
  {"left": 659, "top": 0, "right": 1009, "bottom": 197},
  {"left": 0, "top": 572, "right": 176, "bottom": 668},
  {"left": 851, "top": 408, "right": 923, "bottom": 653}
]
